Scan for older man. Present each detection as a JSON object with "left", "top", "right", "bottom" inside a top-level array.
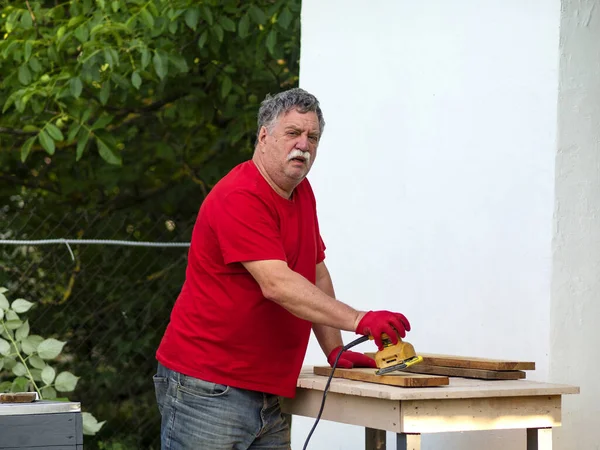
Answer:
[{"left": 154, "top": 88, "right": 412, "bottom": 449}]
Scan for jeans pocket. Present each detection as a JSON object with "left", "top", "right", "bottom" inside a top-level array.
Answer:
[
  {"left": 178, "top": 374, "right": 230, "bottom": 398},
  {"left": 153, "top": 374, "right": 168, "bottom": 415}
]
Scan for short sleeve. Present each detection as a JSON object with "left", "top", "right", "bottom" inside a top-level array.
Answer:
[
  {"left": 315, "top": 212, "right": 326, "bottom": 264},
  {"left": 211, "top": 190, "right": 287, "bottom": 265}
]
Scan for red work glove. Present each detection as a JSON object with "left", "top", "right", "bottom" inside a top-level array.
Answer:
[
  {"left": 327, "top": 346, "right": 377, "bottom": 369},
  {"left": 355, "top": 310, "right": 411, "bottom": 350}
]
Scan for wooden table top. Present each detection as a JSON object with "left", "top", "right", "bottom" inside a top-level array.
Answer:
[{"left": 296, "top": 366, "right": 580, "bottom": 401}]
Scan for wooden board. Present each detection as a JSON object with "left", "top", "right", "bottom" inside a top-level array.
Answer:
[
  {"left": 400, "top": 364, "right": 526, "bottom": 380},
  {"left": 313, "top": 366, "right": 449, "bottom": 388},
  {"left": 0, "top": 392, "right": 36, "bottom": 403},
  {"left": 365, "top": 352, "right": 535, "bottom": 371}
]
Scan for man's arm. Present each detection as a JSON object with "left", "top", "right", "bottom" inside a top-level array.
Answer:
[
  {"left": 312, "top": 262, "right": 344, "bottom": 357},
  {"left": 241, "top": 259, "right": 364, "bottom": 332}
]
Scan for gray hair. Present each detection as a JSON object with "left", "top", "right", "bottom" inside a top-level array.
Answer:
[{"left": 256, "top": 88, "right": 325, "bottom": 141}]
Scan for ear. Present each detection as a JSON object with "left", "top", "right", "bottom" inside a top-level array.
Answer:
[{"left": 257, "top": 126, "right": 269, "bottom": 150}]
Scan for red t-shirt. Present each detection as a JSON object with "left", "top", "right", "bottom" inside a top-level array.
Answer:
[{"left": 156, "top": 160, "right": 326, "bottom": 398}]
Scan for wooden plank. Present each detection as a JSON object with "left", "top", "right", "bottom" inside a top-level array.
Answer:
[
  {"left": 0, "top": 392, "right": 36, "bottom": 403},
  {"left": 401, "top": 396, "right": 561, "bottom": 433},
  {"left": 399, "top": 364, "right": 526, "bottom": 380},
  {"left": 313, "top": 366, "right": 449, "bottom": 388},
  {"left": 281, "top": 389, "right": 403, "bottom": 432},
  {"left": 364, "top": 352, "right": 535, "bottom": 371}
]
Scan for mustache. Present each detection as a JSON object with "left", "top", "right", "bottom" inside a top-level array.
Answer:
[{"left": 287, "top": 149, "right": 311, "bottom": 163}]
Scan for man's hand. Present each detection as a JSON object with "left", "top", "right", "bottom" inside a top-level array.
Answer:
[
  {"left": 355, "top": 310, "right": 411, "bottom": 349},
  {"left": 327, "top": 346, "right": 377, "bottom": 369}
]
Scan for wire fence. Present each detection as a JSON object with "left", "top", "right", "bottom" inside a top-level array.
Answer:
[{"left": 1, "top": 202, "right": 194, "bottom": 449}]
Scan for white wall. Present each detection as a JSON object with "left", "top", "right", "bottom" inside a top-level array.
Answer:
[
  {"left": 551, "top": 1, "right": 600, "bottom": 449},
  {"left": 294, "top": 1, "right": 562, "bottom": 449}
]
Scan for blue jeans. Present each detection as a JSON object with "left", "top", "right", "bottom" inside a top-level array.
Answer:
[{"left": 153, "top": 362, "right": 291, "bottom": 449}]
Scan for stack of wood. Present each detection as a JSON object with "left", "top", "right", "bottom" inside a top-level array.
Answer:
[
  {"left": 313, "top": 353, "right": 535, "bottom": 388},
  {"left": 397, "top": 353, "right": 535, "bottom": 380}
]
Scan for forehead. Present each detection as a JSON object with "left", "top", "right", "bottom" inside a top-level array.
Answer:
[{"left": 277, "top": 109, "right": 320, "bottom": 133}]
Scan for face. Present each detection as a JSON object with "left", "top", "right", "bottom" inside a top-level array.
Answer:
[{"left": 257, "top": 109, "right": 320, "bottom": 185}]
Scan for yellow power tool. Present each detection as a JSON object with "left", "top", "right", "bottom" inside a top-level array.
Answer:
[{"left": 373, "top": 333, "right": 423, "bottom": 375}]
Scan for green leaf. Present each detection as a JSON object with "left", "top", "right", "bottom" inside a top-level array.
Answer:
[
  {"left": 21, "top": 10, "right": 33, "bottom": 29},
  {"left": 221, "top": 75, "right": 232, "bottom": 99},
  {"left": 29, "top": 355, "right": 46, "bottom": 369},
  {"left": 12, "top": 362, "right": 27, "bottom": 377},
  {"left": 55, "top": 371, "right": 79, "bottom": 392},
  {"left": 42, "top": 365, "right": 56, "bottom": 385},
  {"left": 74, "top": 25, "right": 89, "bottom": 43},
  {"left": 67, "top": 123, "right": 81, "bottom": 142},
  {"left": 45, "top": 124, "right": 64, "bottom": 142},
  {"left": 38, "top": 130, "right": 55, "bottom": 155},
  {"left": 76, "top": 130, "right": 90, "bottom": 161},
  {"left": 169, "top": 55, "right": 188, "bottom": 73},
  {"left": 0, "top": 287, "right": 8, "bottom": 294},
  {"left": 96, "top": 136, "right": 122, "bottom": 166},
  {"left": 0, "top": 339, "right": 10, "bottom": 356},
  {"left": 21, "top": 335, "right": 44, "bottom": 355},
  {"left": 82, "top": 412, "right": 106, "bottom": 435},
  {"left": 28, "top": 57, "right": 42, "bottom": 72},
  {"left": 278, "top": 7, "right": 293, "bottom": 29},
  {"left": 41, "top": 386, "right": 57, "bottom": 400},
  {"left": 91, "top": 115, "right": 113, "bottom": 130},
  {"left": 249, "top": 5, "right": 266, "bottom": 25},
  {"left": 238, "top": 14, "right": 250, "bottom": 38},
  {"left": 153, "top": 51, "right": 168, "bottom": 80},
  {"left": 6, "top": 310, "right": 18, "bottom": 321},
  {"left": 20, "top": 136, "right": 36, "bottom": 162},
  {"left": 200, "top": 6, "right": 213, "bottom": 25},
  {"left": 184, "top": 7, "right": 200, "bottom": 30},
  {"left": 0, "top": 380, "right": 10, "bottom": 392},
  {"left": 140, "top": 8, "right": 154, "bottom": 28},
  {"left": 0, "top": 309, "right": 3, "bottom": 320},
  {"left": 15, "top": 320, "right": 30, "bottom": 341},
  {"left": 219, "top": 16, "right": 236, "bottom": 32},
  {"left": 18, "top": 65, "right": 32, "bottom": 85},
  {"left": 140, "top": 48, "right": 150, "bottom": 69},
  {"left": 0, "top": 359, "right": 3, "bottom": 371},
  {"left": 30, "top": 368, "right": 43, "bottom": 382},
  {"left": 213, "top": 24, "right": 224, "bottom": 43},
  {"left": 5, "top": 320, "right": 23, "bottom": 330},
  {"left": 99, "top": 81, "right": 110, "bottom": 105},
  {"left": 266, "top": 29, "right": 277, "bottom": 55},
  {"left": 198, "top": 30, "right": 208, "bottom": 48},
  {"left": 11, "top": 377, "right": 29, "bottom": 393},
  {"left": 24, "top": 41, "right": 33, "bottom": 61},
  {"left": 0, "top": 293, "right": 8, "bottom": 310},
  {"left": 70, "top": 77, "right": 83, "bottom": 98},
  {"left": 131, "top": 71, "right": 142, "bottom": 90},
  {"left": 37, "top": 338, "right": 66, "bottom": 360}
]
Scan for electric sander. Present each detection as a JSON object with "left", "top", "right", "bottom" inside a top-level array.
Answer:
[{"left": 373, "top": 333, "right": 423, "bottom": 375}]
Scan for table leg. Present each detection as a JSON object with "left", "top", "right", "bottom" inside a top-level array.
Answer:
[
  {"left": 527, "top": 428, "right": 552, "bottom": 450},
  {"left": 365, "top": 428, "right": 386, "bottom": 450},
  {"left": 396, "top": 433, "right": 421, "bottom": 450}
]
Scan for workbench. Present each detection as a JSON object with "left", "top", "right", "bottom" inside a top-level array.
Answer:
[
  {"left": 281, "top": 366, "right": 580, "bottom": 450},
  {"left": 0, "top": 400, "right": 83, "bottom": 449}
]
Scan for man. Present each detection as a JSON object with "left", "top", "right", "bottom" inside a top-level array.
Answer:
[{"left": 154, "top": 88, "right": 412, "bottom": 449}]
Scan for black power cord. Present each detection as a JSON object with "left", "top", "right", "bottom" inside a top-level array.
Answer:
[{"left": 302, "top": 335, "right": 370, "bottom": 449}]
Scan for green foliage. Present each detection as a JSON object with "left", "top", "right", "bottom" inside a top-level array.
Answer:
[
  {"left": 1, "top": 0, "right": 301, "bottom": 447},
  {"left": 0, "top": 0, "right": 301, "bottom": 215},
  {"left": 0, "top": 286, "right": 105, "bottom": 435}
]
